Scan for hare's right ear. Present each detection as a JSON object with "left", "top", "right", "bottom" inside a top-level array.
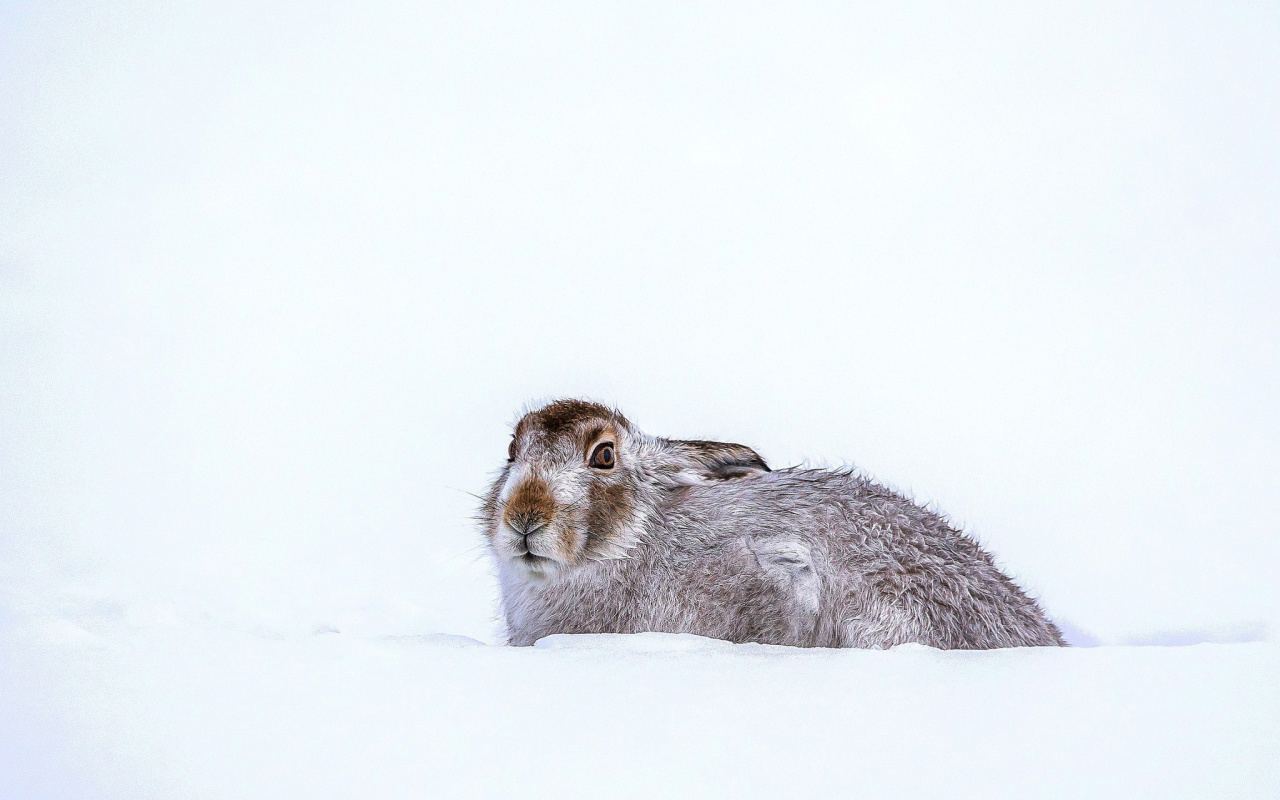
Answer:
[{"left": 663, "top": 439, "right": 770, "bottom": 484}]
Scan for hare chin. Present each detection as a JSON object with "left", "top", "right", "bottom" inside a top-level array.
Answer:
[{"left": 508, "top": 552, "right": 567, "bottom": 582}]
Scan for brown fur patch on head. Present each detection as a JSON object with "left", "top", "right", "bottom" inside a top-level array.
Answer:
[
  {"left": 586, "top": 479, "right": 634, "bottom": 555},
  {"left": 515, "top": 400, "right": 626, "bottom": 440},
  {"left": 503, "top": 475, "right": 556, "bottom": 533}
]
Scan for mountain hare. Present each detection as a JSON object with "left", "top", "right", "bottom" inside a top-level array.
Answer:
[{"left": 481, "top": 400, "right": 1065, "bottom": 649}]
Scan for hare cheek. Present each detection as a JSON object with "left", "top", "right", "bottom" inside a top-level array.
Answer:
[
  {"left": 559, "top": 526, "right": 590, "bottom": 563},
  {"left": 496, "top": 522, "right": 527, "bottom": 556}
]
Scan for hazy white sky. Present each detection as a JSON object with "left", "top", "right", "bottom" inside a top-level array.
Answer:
[{"left": 2, "top": 1, "right": 1277, "bottom": 643}]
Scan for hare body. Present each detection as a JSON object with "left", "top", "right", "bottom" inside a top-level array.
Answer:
[{"left": 484, "top": 400, "right": 1064, "bottom": 649}]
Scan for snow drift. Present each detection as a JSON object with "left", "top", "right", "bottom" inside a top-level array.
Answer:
[{"left": 3, "top": 619, "right": 1277, "bottom": 799}]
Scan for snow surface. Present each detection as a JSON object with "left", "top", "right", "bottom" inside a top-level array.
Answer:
[{"left": 3, "top": 619, "right": 1277, "bottom": 799}]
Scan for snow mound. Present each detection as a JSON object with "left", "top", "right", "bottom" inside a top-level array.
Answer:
[{"left": 3, "top": 622, "right": 1277, "bottom": 800}]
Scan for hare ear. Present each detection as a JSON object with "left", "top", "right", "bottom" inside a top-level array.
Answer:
[{"left": 669, "top": 439, "right": 770, "bottom": 482}]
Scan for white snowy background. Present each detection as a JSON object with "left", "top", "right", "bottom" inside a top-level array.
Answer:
[{"left": 2, "top": 2, "right": 1277, "bottom": 798}]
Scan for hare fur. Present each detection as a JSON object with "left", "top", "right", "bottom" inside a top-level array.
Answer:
[{"left": 481, "top": 400, "right": 1065, "bottom": 649}]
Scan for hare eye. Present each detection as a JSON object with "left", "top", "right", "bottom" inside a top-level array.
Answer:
[
  {"left": 589, "top": 442, "right": 616, "bottom": 470},
  {"left": 507, "top": 438, "right": 518, "bottom": 463}
]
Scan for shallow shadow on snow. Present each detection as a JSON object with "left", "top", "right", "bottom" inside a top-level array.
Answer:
[
  {"left": 1121, "top": 622, "right": 1271, "bottom": 647},
  {"left": 1052, "top": 619, "right": 1271, "bottom": 647},
  {"left": 1054, "top": 620, "right": 1102, "bottom": 647}
]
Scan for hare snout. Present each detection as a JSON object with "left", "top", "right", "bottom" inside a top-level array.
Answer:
[
  {"left": 504, "top": 510, "right": 549, "bottom": 542},
  {"left": 497, "top": 472, "right": 585, "bottom": 575},
  {"left": 503, "top": 517, "right": 546, "bottom": 558},
  {"left": 501, "top": 475, "right": 556, "bottom": 529}
]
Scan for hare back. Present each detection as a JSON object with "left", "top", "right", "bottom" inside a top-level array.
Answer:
[{"left": 665, "top": 469, "right": 1063, "bottom": 648}]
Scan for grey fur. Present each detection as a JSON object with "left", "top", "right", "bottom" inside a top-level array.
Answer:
[{"left": 482, "top": 400, "right": 1065, "bottom": 649}]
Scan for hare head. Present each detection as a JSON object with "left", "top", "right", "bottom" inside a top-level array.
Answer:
[{"left": 481, "top": 400, "right": 769, "bottom": 581}]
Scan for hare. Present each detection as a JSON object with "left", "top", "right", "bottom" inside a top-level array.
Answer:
[{"left": 481, "top": 400, "right": 1065, "bottom": 649}]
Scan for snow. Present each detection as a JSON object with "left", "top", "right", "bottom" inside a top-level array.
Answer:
[
  {"left": 4, "top": 620, "right": 1277, "bottom": 799},
  {"left": 4, "top": 2, "right": 1280, "bottom": 797}
]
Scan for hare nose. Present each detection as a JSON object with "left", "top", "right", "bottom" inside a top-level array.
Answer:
[
  {"left": 504, "top": 477, "right": 555, "bottom": 533},
  {"left": 507, "top": 515, "right": 547, "bottom": 538}
]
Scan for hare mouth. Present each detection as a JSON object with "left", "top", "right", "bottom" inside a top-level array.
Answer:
[{"left": 514, "top": 552, "right": 562, "bottom": 578}]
